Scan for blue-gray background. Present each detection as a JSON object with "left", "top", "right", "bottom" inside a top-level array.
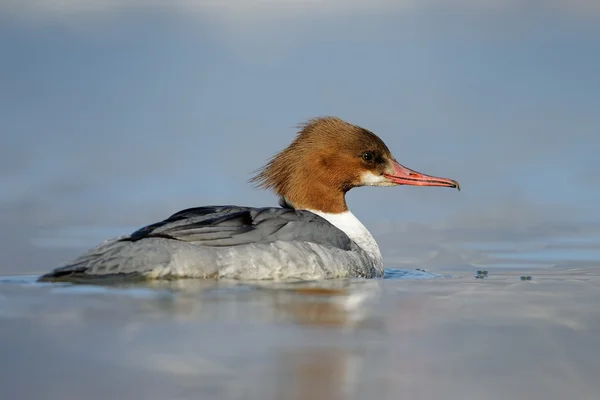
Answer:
[{"left": 1, "top": 1, "right": 599, "bottom": 274}]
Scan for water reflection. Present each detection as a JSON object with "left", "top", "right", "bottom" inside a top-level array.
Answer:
[
  {"left": 272, "top": 348, "right": 364, "bottom": 400},
  {"left": 1, "top": 264, "right": 600, "bottom": 399},
  {"left": 0, "top": 275, "right": 384, "bottom": 328}
]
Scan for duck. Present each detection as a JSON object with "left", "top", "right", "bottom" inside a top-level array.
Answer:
[{"left": 38, "top": 116, "right": 459, "bottom": 282}]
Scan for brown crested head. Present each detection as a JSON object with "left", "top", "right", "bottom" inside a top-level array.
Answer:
[{"left": 250, "top": 116, "right": 460, "bottom": 214}]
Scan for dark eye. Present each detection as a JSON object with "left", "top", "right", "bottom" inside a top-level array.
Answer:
[{"left": 361, "top": 151, "right": 375, "bottom": 162}]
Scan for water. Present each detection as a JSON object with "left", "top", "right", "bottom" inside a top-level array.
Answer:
[{"left": 1, "top": 236, "right": 600, "bottom": 400}]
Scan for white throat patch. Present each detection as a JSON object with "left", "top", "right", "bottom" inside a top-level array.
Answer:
[{"left": 307, "top": 210, "right": 382, "bottom": 267}]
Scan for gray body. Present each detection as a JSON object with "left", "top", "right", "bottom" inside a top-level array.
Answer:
[{"left": 39, "top": 206, "right": 381, "bottom": 282}]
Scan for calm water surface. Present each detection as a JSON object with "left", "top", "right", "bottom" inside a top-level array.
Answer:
[{"left": 1, "top": 235, "right": 599, "bottom": 400}]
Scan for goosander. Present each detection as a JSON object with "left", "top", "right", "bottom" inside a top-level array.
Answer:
[{"left": 39, "top": 116, "right": 459, "bottom": 282}]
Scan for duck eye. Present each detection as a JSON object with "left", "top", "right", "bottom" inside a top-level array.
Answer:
[{"left": 361, "top": 151, "right": 375, "bottom": 162}]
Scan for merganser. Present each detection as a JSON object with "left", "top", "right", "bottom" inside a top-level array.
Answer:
[{"left": 39, "top": 116, "right": 459, "bottom": 282}]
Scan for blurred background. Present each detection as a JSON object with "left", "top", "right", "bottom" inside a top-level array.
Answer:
[{"left": 1, "top": 1, "right": 599, "bottom": 274}]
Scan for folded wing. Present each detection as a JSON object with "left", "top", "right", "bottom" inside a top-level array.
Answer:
[{"left": 121, "top": 206, "right": 353, "bottom": 250}]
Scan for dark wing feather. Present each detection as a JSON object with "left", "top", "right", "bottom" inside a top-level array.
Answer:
[{"left": 121, "top": 206, "right": 353, "bottom": 250}]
